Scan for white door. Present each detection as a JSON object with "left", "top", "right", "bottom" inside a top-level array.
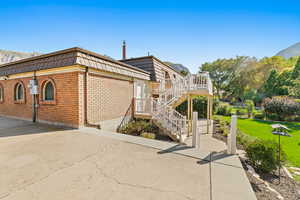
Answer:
[{"left": 136, "top": 85, "right": 142, "bottom": 112}]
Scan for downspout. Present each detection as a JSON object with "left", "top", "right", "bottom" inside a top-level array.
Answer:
[
  {"left": 84, "top": 67, "right": 101, "bottom": 129},
  {"left": 32, "top": 71, "right": 37, "bottom": 122}
]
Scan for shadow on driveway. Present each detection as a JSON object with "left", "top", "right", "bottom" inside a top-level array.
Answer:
[
  {"left": 0, "top": 117, "right": 73, "bottom": 138},
  {"left": 157, "top": 144, "right": 193, "bottom": 154}
]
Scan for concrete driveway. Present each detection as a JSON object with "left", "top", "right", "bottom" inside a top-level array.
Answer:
[
  {"left": 0, "top": 116, "right": 257, "bottom": 200},
  {"left": 0, "top": 117, "right": 211, "bottom": 200}
]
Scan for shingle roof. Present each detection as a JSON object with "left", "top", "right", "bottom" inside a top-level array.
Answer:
[
  {"left": 0, "top": 47, "right": 150, "bottom": 80},
  {"left": 120, "top": 55, "right": 182, "bottom": 75}
]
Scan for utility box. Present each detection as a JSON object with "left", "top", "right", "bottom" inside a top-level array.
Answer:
[{"left": 28, "top": 79, "right": 39, "bottom": 95}]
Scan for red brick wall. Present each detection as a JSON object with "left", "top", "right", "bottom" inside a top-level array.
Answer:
[
  {"left": 0, "top": 72, "right": 80, "bottom": 127},
  {"left": 86, "top": 73, "right": 134, "bottom": 124},
  {"left": 0, "top": 70, "right": 136, "bottom": 128},
  {"left": 0, "top": 78, "right": 32, "bottom": 120}
]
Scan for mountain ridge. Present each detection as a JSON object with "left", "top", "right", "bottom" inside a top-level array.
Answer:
[
  {"left": 164, "top": 61, "right": 190, "bottom": 74},
  {"left": 275, "top": 42, "right": 300, "bottom": 59},
  {"left": 0, "top": 49, "right": 40, "bottom": 65}
]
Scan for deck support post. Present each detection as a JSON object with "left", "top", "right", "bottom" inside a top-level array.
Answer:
[
  {"left": 206, "top": 96, "right": 210, "bottom": 134},
  {"left": 192, "top": 112, "right": 200, "bottom": 148},
  {"left": 210, "top": 96, "right": 213, "bottom": 119},
  {"left": 187, "top": 95, "right": 193, "bottom": 136},
  {"left": 209, "top": 96, "right": 213, "bottom": 134},
  {"left": 191, "top": 96, "right": 193, "bottom": 134}
]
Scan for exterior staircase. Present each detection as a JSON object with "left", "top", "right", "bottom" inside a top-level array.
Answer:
[
  {"left": 132, "top": 72, "right": 212, "bottom": 142},
  {"left": 150, "top": 73, "right": 213, "bottom": 142}
]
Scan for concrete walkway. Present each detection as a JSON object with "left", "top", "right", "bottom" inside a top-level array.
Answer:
[
  {"left": 0, "top": 116, "right": 256, "bottom": 200},
  {"left": 81, "top": 128, "right": 257, "bottom": 200}
]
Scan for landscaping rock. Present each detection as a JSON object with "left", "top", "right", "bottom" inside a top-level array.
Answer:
[
  {"left": 241, "top": 157, "right": 300, "bottom": 200},
  {"left": 290, "top": 167, "right": 300, "bottom": 172}
]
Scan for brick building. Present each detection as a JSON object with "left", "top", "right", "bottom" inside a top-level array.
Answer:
[
  {"left": 0, "top": 45, "right": 213, "bottom": 140},
  {"left": 0, "top": 47, "right": 151, "bottom": 129}
]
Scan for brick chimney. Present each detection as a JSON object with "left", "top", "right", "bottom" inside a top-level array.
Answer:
[{"left": 122, "top": 40, "right": 126, "bottom": 60}]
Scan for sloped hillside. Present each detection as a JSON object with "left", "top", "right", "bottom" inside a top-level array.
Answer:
[
  {"left": 164, "top": 61, "right": 190, "bottom": 73},
  {"left": 0, "top": 49, "right": 40, "bottom": 65},
  {"left": 276, "top": 42, "right": 300, "bottom": 59}
]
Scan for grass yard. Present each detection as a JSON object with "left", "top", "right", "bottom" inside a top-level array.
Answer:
[{"left": 220, "top": 116, "right": 300, "bottom": 167}]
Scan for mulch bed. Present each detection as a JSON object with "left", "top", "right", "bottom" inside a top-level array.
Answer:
[
  {"left": 241, "top": 158, "right": 300, "bottom": 200},
  {"left": 213, "top": 120, "right": 300, "bottom": 200}
]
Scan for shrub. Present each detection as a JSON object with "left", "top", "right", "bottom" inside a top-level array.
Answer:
[
  {"left": 245, "top": 140, "right": 286, "bottom": 173},
  {"left": 216, "top": 103, "right": 232, "bottom": 116},
  {"left": 141, "top": 132, "right": 156, "bottom": 139},
  {"left": 263, "top": 96, "right": 300, "bottom": 121},
  {"left": 294, "top": 115, "right": 300, "bottom": 122},
  {"left": 254, "top": 113, "right": 265, "bottom": 120},
  {"left": 119, "top": 120, "right": 156, "bottom": 136},
  {"left": 214, "top": 115, "right": 230, "bottom": 136},
  {"left": 235, "top": 108, "right": 247, "bottom": 116},
  {"left": 237, "top": 130, "right": 256, "bottom": 148}
]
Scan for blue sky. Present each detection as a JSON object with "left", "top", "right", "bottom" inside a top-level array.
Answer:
[{"left": 0, "top": 0, "right": 299, "bottom": 73}]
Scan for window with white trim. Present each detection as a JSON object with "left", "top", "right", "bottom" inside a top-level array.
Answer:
[
  {"left": 43, "top": 81, "right": 55, "bottom": 101},
  {"left": 15, "top": 83, "right": 24, "bottom": 101}
]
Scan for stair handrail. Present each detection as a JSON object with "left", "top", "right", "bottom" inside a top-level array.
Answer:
[
  {"left": 152, "top": 78, "right": 189, "bottom": 140},
  {"left": 117, "top": 99, "right": 134, "bottom": 132},
  {"left": 152, "top": 98, "right": 187, "bottom": 140},
  {"left": 149, "top": 72, "right": 212, "bottom": 141}
]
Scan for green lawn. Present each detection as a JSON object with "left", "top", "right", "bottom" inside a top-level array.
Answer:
[{"left": 220, "top": 116, "right": 300, "bottom": 167}]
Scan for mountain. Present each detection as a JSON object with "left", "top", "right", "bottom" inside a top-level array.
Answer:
[
  {"left": 164, "top": 61, "right": 190, "bottom": 74},
  {"left": 0, "top": 49, "right": 40, "bottom": 65},
  {"left": 275, "top": 42, "right": 300, "bottom": 59}
]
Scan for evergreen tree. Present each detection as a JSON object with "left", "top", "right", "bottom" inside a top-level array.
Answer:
[
  {"left": 263, "top": 69, "right": 278, "bottom": 97},
  {"left": 291, "top": 57, "right": 300, "bottom": 79}
]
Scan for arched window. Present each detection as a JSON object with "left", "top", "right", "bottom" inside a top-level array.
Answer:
[
  {"left": 15, "top": 82, "right": 25, "bottom": 101},
  {"left": 43, "top": 80, "right": 55, "bottom": 101},
  {"left": 0, "top": 84, "right": 3, "bottom": 102}
]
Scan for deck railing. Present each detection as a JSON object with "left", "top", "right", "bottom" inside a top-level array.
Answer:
[
  {"left": 134, "top": 98, "right": 153, "bottom": 115},
  {"left": 152, "top": 98, "right": 187, "bottom": 141},
  {"left": 134, "top": 72, "right": 212, "bottom": 141}
]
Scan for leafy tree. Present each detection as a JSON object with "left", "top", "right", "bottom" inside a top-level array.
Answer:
[
  {"left": 201, "top": 56, "right": 247, "bottom": 99},
  {"left": 289, "top": 57, "right": 300, "bottom": 98},
  {"left": 289, "top": 79, "right": 300, "bottom": 98},
  {"left": 225, "top": 57, "right": 259, "bottom": 102},
  {"left": 262, "top": 69, "right": 278, "bottom": 97},
  {"left": 258, "top": 56, "right": 290, "bottom": 78},
  {"left": 245, "top": 100, "right": 254, "bottom": 118},
  {"left": 291, "top": 57, "right": 300, "bottom": 79},
  {"left": 200, "top": 55, "right": 299, "bottom": 103},
  {"left": 262, "top": 69, "right": 291, "bottom": 97}
]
